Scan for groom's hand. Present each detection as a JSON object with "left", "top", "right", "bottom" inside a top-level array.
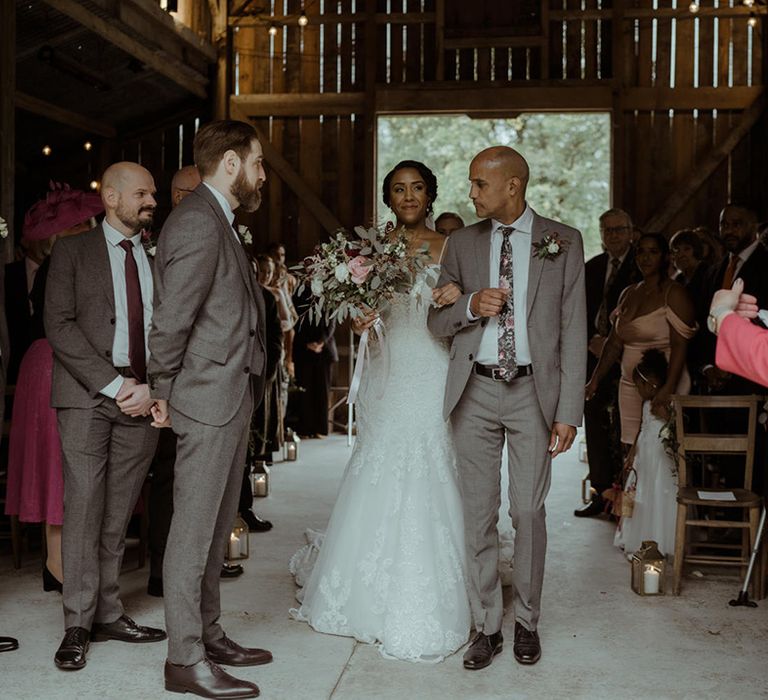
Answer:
[
  {"left": 549, "top": 422, "right": 576, "bottom": 458},
  {"left": 470, "top": 288, "right": 508, "bottom": 317}
]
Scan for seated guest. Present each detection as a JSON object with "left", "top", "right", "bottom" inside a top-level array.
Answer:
[
  {"left": 614, "top": 349, "right": 677, "bottom": 557},
  {"left": 4, "top": 184, "right": 103, "bottom": 593},
  {"left": 435, "top": 211, "right": 464, "bottom": 236}
]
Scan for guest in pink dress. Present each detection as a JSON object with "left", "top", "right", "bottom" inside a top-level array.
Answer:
[
  {"left": 586, "top": 233, "right": 697, "bottom": 447},
  {"left": 4, "top": 184, "right": 103, "bottom": 591}
]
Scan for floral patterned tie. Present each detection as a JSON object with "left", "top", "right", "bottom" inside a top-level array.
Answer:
[{"left": 497, "top": 226, "right": 517, "bottom": 380}]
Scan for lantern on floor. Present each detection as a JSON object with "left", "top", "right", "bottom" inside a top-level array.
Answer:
[
  {"left": 631, "top": 540, "right": 666, "bottom": 596},
  {"left": 284, "top": 428, "right": 300, "bottom": 461},
  {"left": 251, "top": 462, "right": 270, "bottom": 497},
  {"left": 226, "top": 515, "right": 250, "bottom": 562}
]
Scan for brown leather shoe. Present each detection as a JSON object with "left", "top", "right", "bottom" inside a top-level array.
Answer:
[
  {"left": 164, "top": 658, "right": 260, "bottom": 698},
  {"left": 513, "top": 622, "right": 541, "bottom": 664},
  {"left": 462, "top": 631, "right": 503, "bottom": 670},
  {"left": 204, "top": 635, "right": 273, "bottom": 667},
  {"left": 91, "top": 614, "right": 166, "bottom": 643},
  {"left": 54, "top": 627, "right": 89, "bottom": 670}
]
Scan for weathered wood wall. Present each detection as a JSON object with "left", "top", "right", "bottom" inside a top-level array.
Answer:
[{"left": 229, "top": 1, "right": 765, "bottom": 257}]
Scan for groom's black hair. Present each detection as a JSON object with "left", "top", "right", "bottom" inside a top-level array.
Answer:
[{"left": 382, "top": 160, "right": 438, "bottom": 217}]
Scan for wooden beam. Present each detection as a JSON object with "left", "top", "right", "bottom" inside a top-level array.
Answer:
[
  {"left": 623, "top": 86, "right": 763, "bottom": 111},
  {"left": 230, "top": 12, "right": 435, "bottom": 26},
  {"left": 611, "top": 0, "right": 626, "bottom": 208},
  {"left": 435, "top": 0, "right": 445, "bottom": 81},
  {"left": 444, "top": 36, "right": 547, "bottom": 50},
  {"left": 644, "top": 94, "right": 766, "bottom": 233},
  {"left": 1, "top": 0, "right": 15, "bottom": 259},
  {"left": 548, "top": 6, "right": 767, "bottom": 20},
  {"left": 231, "top": 92, "right": 366, "bottom": 116},
  {"left": 41, "top": 0, "right": 208, "bottom": 99},
  {"left": 15, "top": 92, "right": 117, "bottom": 138},
  {"left": 16, "top": 26, "right": 88, "bottom": 63},
  {"left": 363, "top": 3, "right": 377, "bottom": 224},
  {"left": 230, "top": 102, "right": 341, "bottom": 234}
]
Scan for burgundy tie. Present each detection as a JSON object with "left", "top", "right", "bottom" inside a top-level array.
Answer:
[{"left": 119, "top": 239, "right": 146, "bottom": 383}]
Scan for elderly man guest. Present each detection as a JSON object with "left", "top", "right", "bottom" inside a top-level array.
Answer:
[{"left": 46, "top": 162, "right": 165, "bottom": 671}]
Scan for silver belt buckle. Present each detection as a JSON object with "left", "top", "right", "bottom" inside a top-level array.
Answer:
[{"left": 491, "top": 367, "right": 506, "bottom": 381}]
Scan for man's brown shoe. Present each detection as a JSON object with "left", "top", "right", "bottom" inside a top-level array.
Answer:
[
  {"left": 54, "top": 627, "right": 89, "bottom": 670},
  {"left": 91, "top": 614, "right": 166, "bottom": 643},
  {"left": 164, "top": 658, "right": 260, "bottom": 698},
  {"left": 462, "top": 631, "right": 503, "bottom": 670},
  {"left": 204, "top": 635, "right": 273, "bottom": 667}
]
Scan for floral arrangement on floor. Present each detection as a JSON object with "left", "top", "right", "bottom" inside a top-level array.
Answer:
[{"left": 295, "top": 224, "right": 432, "bottom": 324}]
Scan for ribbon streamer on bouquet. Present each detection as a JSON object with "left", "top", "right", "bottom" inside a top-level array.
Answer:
[{"left": 347, "top": 317, "right": 387, "bottom": 405}]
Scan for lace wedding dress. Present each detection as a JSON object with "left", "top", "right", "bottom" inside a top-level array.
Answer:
[{"left": 289, "top": 268, "right": 471, "bottom": 662}]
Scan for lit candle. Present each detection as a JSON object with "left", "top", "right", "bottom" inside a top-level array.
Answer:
[
  {"left": 239, "top": 532, "right": 249, "bottom": 557},
  {"left": 228, "top": 534, "right": 240, "bottom": 560},
  {"left": 643, "top": 565, "right": 660, "bottom": 594}
]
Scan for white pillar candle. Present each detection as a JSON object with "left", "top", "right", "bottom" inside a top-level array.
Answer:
[
  {"left": 643, "top": 566, "right": 660, "bottom": 594},
  {"left": 228, "top": 534, "right": 240, "bottom": 560}
]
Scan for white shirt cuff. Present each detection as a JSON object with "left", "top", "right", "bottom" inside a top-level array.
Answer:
[
  {"left": 466, "top": 293, "right": 479, "bottom": 321},
  {"left": 100, "top": 375, "right": 124, "bottom": 399}
]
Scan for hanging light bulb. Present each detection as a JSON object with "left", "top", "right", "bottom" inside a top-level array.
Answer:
[
  {"left": 42, "top": 145, "right": 52, "bottom": 156},
  {"left": 743, "top": 0, "right": 755, "bottom": 8},
  {"left": 268, "top": 22, "right": 278, "bottom": 36},
  {"left": 89, "top": 180, "right": 100, "bottom": 190},
  {"left": 83, "top": 141, "right": 92, "bottom": 151},
  {"left": 748, "top": 12, "right": 758, "bottom": 27},
  {"left": 688, "top": 1, "right": 700, "bottom": 13},
  {"left": 298, "top": 11, "right": 309, "bottom": 27}
]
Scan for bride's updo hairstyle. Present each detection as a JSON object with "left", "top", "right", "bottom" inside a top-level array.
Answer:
[{"left": 382, "top": 160, "right": 438, "bottom": 218}]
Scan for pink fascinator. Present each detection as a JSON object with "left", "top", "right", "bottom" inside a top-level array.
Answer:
[{"left": 23, "top": 181, "right": 104, "bottom": 241}]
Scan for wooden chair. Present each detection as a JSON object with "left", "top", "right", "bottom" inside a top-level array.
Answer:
[{"left": 672, "top": 395, "right": 764, "bottom": 596}]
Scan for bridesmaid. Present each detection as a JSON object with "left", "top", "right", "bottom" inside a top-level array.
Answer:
[
  {"left": 4, "top": 185, "right": 103, "bottom": 591},
  {"left": 586, "top": 233, "right": 697, "bottom": 448}
]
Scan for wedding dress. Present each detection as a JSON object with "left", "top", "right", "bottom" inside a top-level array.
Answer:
[{"left": 289, "top": 267, "right": 471, "bottom": 662}]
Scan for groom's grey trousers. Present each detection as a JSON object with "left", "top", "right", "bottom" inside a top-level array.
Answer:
[
  {"left": 451, "top": 371, "right": 551, "bottom": 634},
  {"left": 164, "top": 386, "right": 253, "bottom": 665}
]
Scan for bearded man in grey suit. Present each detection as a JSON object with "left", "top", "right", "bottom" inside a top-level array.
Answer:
[
  {"left": 428, "top": 147, "right": 586, "bottom": 670},
  {"left": 46, "top": 162, "right": 166, "bottom": 671},
  {"left": 148, "top": 120, "right": 269, "bottom": 699}
]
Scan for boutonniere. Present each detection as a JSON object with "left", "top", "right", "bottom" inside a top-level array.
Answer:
[
  {"left": 532, "top": 233, "right": 568, "bottom": 260},
  {"left": 237, "top": 224, "right": 253, "bottom": 246},
  {"left": 141, "top": 229, "right": 157, "bottom": 257},
  {"left": 0, "top": 216, "right": 8, "bottom": 239}
]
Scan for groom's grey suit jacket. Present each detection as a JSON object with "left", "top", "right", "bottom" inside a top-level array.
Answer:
[
  {"left": 147, "top": 183, "right": 266, "bottom": 426},
  {"left": 427, "top": 211, "right": 587, "bottom": 425}
]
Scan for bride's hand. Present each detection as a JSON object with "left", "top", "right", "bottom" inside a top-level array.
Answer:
[
  {"left": 432, "top": 282, "right": 462, "bottom": 308},
  {"left": 351, "top": 309, "right": 379, "bottom": 335}
]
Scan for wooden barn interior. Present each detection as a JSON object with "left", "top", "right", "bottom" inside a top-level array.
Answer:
[{"left": 1, "top": 2, "right": 768, "bottom": 699}]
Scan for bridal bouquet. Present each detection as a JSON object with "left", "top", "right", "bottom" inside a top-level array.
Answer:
[{"left": 296, "top": 224, "right": 432, "bottom": 324}]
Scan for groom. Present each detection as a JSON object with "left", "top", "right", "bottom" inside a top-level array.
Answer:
[{"left": 428, "top": 146, "right": 586, "bottom": 669}]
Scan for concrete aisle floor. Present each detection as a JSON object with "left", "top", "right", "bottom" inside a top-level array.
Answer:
[{"left": 1, "top": 433, "right": 767, "bottom": 700}]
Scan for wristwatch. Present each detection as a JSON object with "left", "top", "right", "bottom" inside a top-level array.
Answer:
[{"left": 707, "top": 305, "right": 732, "bottom": 335}]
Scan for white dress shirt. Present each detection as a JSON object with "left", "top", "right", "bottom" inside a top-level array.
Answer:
[
  {"left": 470, "top": 205, "right": 534, "bottom": 366},
  {"left": 203, "top": 182, "right": 242, "bottom": 244},
  {"left": 100, "top": 220, "right": 154, "bottom": 398}
]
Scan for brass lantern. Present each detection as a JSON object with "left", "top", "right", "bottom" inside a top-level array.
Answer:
[
  {"left": 284, "top": 428, "right": 300, "bottom": 461},
  {"left": 226, "top": 515, "right": 250, "bottom": 562},
  {"left": 631, "top": 540, "right": 666, "bottom": 596},
  {"left": 251, "top": 462, "right": 270, "bottom": 497}
]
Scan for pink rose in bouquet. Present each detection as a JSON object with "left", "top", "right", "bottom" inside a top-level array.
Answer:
[{"left": 348, "top": 255, "right": 372, "bottom": 285}]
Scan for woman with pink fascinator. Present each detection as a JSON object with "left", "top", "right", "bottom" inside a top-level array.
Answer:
[{"left": 4, "top": 183, "right": 103, "bottom": 592}]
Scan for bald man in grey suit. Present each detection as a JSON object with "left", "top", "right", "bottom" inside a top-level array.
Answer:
[
  {"left": 428, "top": 147, "right": 586, "bottom": 670},
  {"left": 148, "top": 120, "right": 269, "bottom": 699}
]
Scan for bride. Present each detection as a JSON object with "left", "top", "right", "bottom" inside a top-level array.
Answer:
[{"left": 289, "top": 160, "right": 471, "bottom": 662}]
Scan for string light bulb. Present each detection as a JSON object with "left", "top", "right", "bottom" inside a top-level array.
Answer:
[
  {"left": 268, "top": 22, "right": 278, "bottom": 36},
  {"left": 688, "top": 1, "right": 700, "bottom": 13},
  {"left": 744, "top": 0, "right": 755, "bottom": 7},
  {"left": 42, "top": 145, "right": 52, "bottom": 156},
  {"left": 83, "top": 141, "right": 92, "bottom": 151},
  {"left": 89, "top": 180, "right": 99, "bottom": 190},
  {"left": 298, "top": 11, "right": 309, "bottom": 27},
  {"left": 748, "top": 12, "right": 758, "bottom": 27}
]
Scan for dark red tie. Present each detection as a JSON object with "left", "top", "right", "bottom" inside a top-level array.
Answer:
[{"left": 119, "top": 239, "right": 146, "bottom": 383}]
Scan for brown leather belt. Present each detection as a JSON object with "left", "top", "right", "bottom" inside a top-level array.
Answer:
[{"left": 474, "top": 363, "right": 533, "bottom": 382}]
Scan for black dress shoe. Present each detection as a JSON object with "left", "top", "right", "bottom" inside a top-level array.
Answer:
[
  {"left": 147, "top": 576, "right": 164, "bottom": 598},
  {"left": 220, "top": 564, "right": 244, "bottom": 579},
  {"left": 165, "top": 657, "right": 260, "bottom": 698},
  {"left": 240, "top": 510, "right": 273, "bottom": 533},
  {"left": 43, "top": 565, "right": 63, "bottom": 593},
  {"left": 574, "top": 496, "right": 605, "bottom": 518},
  {"left": 462, "top": 631, "right": 503, "bottom": 670},
  {"left": 91, "top": 615, "right": 166, "bottom": 643},
  {"left": 513, "top": 622, "right": 541, "bottom": 665},
  {"left": 204, "top": 635, "right": 273, "bottom": 667},
  {"left": 54, "top": 627, "right": 89, "bottom": 670}
]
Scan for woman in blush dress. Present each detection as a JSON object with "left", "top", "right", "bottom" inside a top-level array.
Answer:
[{"left": 290, "top": 160, "right": 470, "bottom": 662}]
